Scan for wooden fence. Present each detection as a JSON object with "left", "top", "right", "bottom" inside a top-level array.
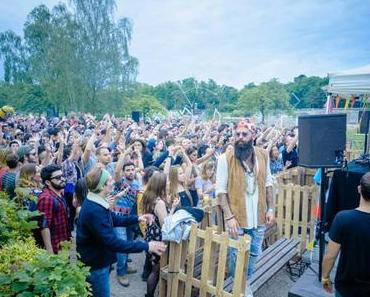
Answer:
[
  {"left": 160, "top": 226, "right": 250, "bottom": 297},
  {"left": 275, "top": 183, "right": 318, "bottom": 253}
]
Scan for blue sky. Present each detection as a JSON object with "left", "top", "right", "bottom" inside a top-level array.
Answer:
[{"left": 0, "top": 0, "right": 369, "bottom": 88}]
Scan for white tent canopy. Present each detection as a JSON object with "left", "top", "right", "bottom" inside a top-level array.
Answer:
[{"left": 327, "top": 64, "right": 370, "bottom": 96}]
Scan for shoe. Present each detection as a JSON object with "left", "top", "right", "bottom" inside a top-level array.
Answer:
[
  {"left": 126, "top": 266, "right": 137, "bottom": 274},
  {"left": 117, "top": 276, "right": 129, "bottom": 287}
]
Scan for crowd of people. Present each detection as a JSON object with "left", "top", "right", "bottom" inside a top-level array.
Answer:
[{"left": 0, "top": 111, "right": 302, "bottom": 297}]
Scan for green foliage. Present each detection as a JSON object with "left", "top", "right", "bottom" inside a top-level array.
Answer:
[
  {"left": 0, "top": 192, "right": 39, "bottom": 246},
  {"left": 0, "top": 238, "right": 40, "bottom": 275},
  {"left": 0, "top": 241, "right": 91, "bottom": 297},
  {"left": 0, "top": 0, "right": 137, "bottom": 114},
  {"left": 123, "top": 95, "right": 167, "bottom": 117},
  {"left": 238, "top": 79, "right": 292, "bottom": 121},
  {"left": 286, "top": 75, "right": 328, "bottom": 108}
]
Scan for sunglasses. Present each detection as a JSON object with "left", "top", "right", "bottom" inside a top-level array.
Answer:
[
  {"left": 51, "top": 175, "right": 65, "bottom": 181},
  {"left": 236, "top": 132, "right": 249, "bottom": 137}
]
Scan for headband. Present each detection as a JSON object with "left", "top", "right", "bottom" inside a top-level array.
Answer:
[{"left": 93, "top": 169, "right": 110, "bottom": 192}]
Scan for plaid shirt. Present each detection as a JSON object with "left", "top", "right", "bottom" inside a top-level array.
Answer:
[
  {"left": 37, "top": 188, "right": 71, "bottom": 253},
  {"left": 113, "top": 178, "right": 140, "bottom": 213}
]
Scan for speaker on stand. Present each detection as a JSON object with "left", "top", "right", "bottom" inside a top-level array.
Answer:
[{"left": 298, "top": 113, "right": 347, "bottom": 282}]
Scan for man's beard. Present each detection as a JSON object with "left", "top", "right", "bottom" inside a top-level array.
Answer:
[
  {"left": 235, "top": 139, "right": 254, "bottom": 163},
  {"left": 51, "top": 180, "right": 65, "bottom": 190}
]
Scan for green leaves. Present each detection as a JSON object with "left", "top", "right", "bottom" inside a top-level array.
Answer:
[{"left": 0, "top": 240, "right": 91, "bottom": 296}]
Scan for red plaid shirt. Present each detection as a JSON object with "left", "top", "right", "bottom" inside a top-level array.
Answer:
[{"left": 37, "top": 188, "right": 71, "bottom": 253}]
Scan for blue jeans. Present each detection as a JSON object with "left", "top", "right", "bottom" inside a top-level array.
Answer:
[
  {"left": 115, "top": 226, "right": 130, "bottom": 276},
  {"left": 228, "top": 225, "right": 266, "bottom": 279},
  {"left": 87, "top": 266, "right": 110, "bottom": 297}
]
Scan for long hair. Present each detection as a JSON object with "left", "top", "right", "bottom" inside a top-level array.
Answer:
[
  {"left": 18, "top": 164, "right": 38, "bottom": 188},
  {"left": 200, "top": 160, "right": 216, "bottom": 181},
  {"left": 169, "top": 165, "right": 181, "bottom": 200},
  {"left": 142, "top": 171, "right": 167, "bottom": 214}
]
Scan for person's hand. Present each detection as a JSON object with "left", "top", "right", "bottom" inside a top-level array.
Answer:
[
  {"left": 322, "top": 277, "right": 333, "bottom": 293},
  {"left": 148, "top": 241, "right": 167, "bottom": 256},
  {"left": 139, "top": 214, "right": 155, "bottom": 225},
  {"left": 171, "top": 198, "right": 180, "bottom": 209},
  {"left": 266, "top": 209, "right": 275, "bottom": 225},
  {"left": 226, "top": 217, "right": 239, "bottom": 239},
  {"left": 206, "top": 147, "right": 215, "bottom": 156}
]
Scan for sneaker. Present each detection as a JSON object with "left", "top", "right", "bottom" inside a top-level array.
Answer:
[
  {"left": 117, "top": 276, "right": 129, "bottom": 287},
  {"left": 126, "top": 266, "right": 137, "bottom": 274}
]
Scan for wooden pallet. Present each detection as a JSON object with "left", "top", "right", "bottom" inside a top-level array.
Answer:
[{"left": 160, "top": 226, "right": 250, "bottom": 297}]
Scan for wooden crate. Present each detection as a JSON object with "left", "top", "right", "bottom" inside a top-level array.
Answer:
[
  {"left": 276, "top": 167, "right": 316, "bottom": 186},
  {"left": 160, "top": 226, "right": 250, "bottom": 297},
  {"left": 275, "top": 183, "right": 318, "bottom": 253}
]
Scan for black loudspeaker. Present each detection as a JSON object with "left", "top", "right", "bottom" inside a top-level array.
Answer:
[
  {"left": 359, "top": 110, "right": 370, "bottom": 134},
  {"left": 298, "top": 114, "right": 346, "bottom": 168},
  {"left": 131, "top": 111, "right": 141, "bottom": 123}
]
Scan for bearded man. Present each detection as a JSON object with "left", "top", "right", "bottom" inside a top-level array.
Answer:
[
  {"left": 215, "top": 120, "right": 274, "bottom": 296},
  {"left": 37, "top": 164, "right": 71, "bottom": 254}
]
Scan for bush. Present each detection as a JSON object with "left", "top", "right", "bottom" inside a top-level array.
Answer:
[
  {"left": 0, "top": 192, "right": 39, "bottom": 246},
  {"left": 0, "top": 241, "right": 91, "bottom": 297},
  {"left": 0, "top": 238, "right": 40, "bottom": 275}
]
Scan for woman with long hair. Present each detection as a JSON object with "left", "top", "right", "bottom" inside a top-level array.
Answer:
[
  {"left": 15, "top": 163, "right": 42, "bottom": 210},
  {"left": 142, "top": 171, "right": 178, "bottom": 297},
  {"left": 168, "top": 165, "right": 193, "bottom": 207}
]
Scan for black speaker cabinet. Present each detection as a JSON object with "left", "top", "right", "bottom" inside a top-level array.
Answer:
[
  {"left": 298, "top": 114, "right": 346, "bottom": 168},
  {"left": 359, "top": 110, "right": 370, "bottom": 134},
  {"left": 131, "top": 111, "right": 141, "bottom": 123}
]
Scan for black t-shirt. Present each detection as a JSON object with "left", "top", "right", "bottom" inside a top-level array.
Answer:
[{"left": 329, "top": 209, "right": 370, "bottom": 296}]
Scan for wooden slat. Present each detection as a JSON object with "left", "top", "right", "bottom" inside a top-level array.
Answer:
[
  {"left": 284, "top": 185, "right": 293, "bottom": 238},
  {"left": 301, "top": 186, "right": 309, "bottom": 253},
  {"left": 232, "top": 235, "right": 249, "bottom": 297},
  {"left": 170, "top": 243, "right": 182, "bottom": 296},
  {"left": 184, "top": 225, "right": 198, "bottom": 297},
  {"left": 200, "top": 228, "right": 212, "bottom": 296},
  {"left": 254, "top": 239, "right": 292, "bottom": 273},
  {"left": 251, "top": 239, "right": 299, "bottom": 284},
  {"left": 292, "top": 185, "right": 301, "bottom": 239},
  {"left": 250, "top": 241, "right": 299, "bottom": 292},
  {"left": 215, "top": 232, "right": 229, "bottom": 297},
  {"left": 277, "top": 185, "right": 284, "bottom": 239}
]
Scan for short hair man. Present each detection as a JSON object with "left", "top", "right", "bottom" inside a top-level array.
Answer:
[
  {"left": 37, "top": 164, "right": 71, "bottom": 253},
  {"left": 322, "top": 172, "right": 370, "bottom": 297}
]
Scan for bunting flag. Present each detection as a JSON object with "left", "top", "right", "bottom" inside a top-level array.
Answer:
[
  {"left": 344, "top": 97, "right": 350, "bottom": 110},
  {"left": 335, "top": 95, "right": 341, "bottom": 108},
  {"left": 351, "top": 96, "right": 356, "bottom": 108}
]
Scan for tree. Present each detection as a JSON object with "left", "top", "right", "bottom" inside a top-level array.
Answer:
[
  {"left": 286, "top": 75, "right": 328, "bottom": 108},
  {"left": 123, "top": 95, "right": 167, "bottom": 117},
  {"left": 238, "top": 79, "right": 292, "bottom": 122}
]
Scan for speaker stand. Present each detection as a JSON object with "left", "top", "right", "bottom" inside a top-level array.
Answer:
[
  {"left": 318, "top": 167, "right": 328, "bottom": 282},
  {"left": 364, "top": 133, "right": 369, "bottom": 155}
]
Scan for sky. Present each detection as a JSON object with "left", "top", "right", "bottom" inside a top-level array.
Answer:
[{"left": 0, "top": 0, "right": 369, "bottom": 88}]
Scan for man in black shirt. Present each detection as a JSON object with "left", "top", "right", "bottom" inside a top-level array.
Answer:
[{"left": 322, "top": 172, "right": 370, "bottom": 297}]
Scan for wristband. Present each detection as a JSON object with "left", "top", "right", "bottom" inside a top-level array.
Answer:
[
  {"left": 226, "top": 215, "right": 235, "bottom": 221},
  {"left": 267, "top": 208, "right": 274, "bottom": 213}
]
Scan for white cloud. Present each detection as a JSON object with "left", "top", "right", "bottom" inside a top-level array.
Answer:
[{"left": 1, "top": 0, "right": 370, "bottom": 88}]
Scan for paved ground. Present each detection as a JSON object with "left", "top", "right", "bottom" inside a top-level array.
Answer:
[{"left": 110, "top": 252, "right": 295, "bottom": 297}]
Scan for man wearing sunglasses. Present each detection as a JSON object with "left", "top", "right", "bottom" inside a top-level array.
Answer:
[
  {"left": 216, "top": 119, "right": 274, "bottom": 297},
  {"left": 37, "top": 164, "right": 71, "bottom": 254}
]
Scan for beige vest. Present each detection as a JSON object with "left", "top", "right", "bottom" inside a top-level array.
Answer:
[{"left": 225, "top": 147, "right": 268, "bottom": 227}]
